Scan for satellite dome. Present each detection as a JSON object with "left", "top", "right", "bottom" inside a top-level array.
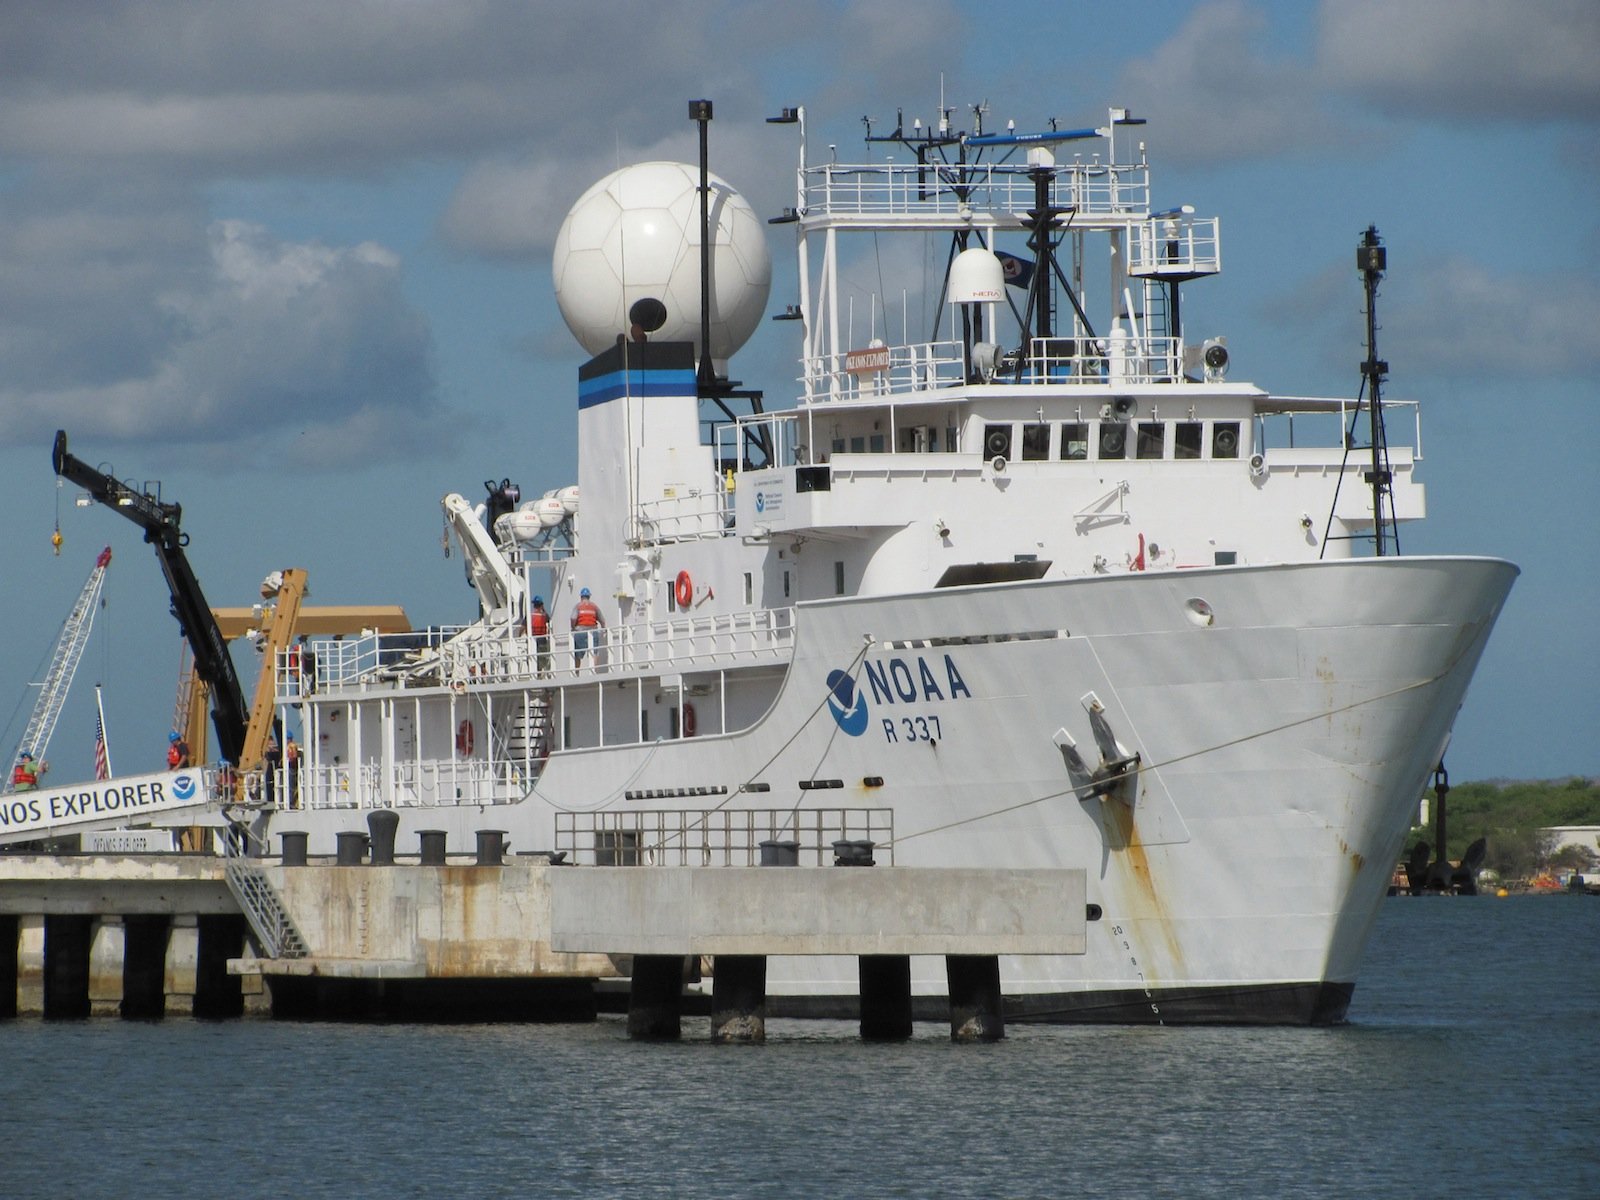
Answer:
[{"left": 551, "top": 161, "right": 772, "bottom": 364}]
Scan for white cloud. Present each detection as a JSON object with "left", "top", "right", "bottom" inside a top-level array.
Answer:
[
  {"left": 1266, "top": 254, "right": 1600, "bottom": 382},
  {"left": 1317, "top": 0, "right": 1600, "bottom": 124},
  {"left": 0, "top": 211, "right": 444, "bottom": 461},
  {"left": 1117, "top": 1, "right": 1357, "bottom": 165}
]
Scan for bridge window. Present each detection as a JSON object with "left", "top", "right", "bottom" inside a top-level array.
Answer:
[
  {"left": 1060, "top": 423, "right": 1088, "bottom": 460},
  {"left": 983, "top": 423, "right": 1013, "bottom": 460},
  {"left": 1212, "top": 422, "right": 1241, "bottom": 458},
  {"left": 834, "top": 561, "right": 846, "bottom": 595},
  {"left": 1136, "top": 422, "right": 1165, "bottom": 459},
  {"left": 1021, "top": 423, "right": 1050, "bottom": 461},
  {"left": 1099, "top": 421, "right": 1128, "bottom": 460},
  {"left": 1176, "top": 422, "right": 1203, "bottom": 460}
]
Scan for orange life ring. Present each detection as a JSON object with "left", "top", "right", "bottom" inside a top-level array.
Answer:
[
  {"left": 456, "top": 719, "right": 475, "bottom": 756},
  {"left": 675, "top": 570, "right": 693, "bottom": 608},
  {"left": 682, "top": 701, "right": 696, "bottom": 738}
]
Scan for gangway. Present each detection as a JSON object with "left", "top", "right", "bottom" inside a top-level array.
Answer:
[{"left": 4, "top": 546, "right": 112, "bottom": 795}]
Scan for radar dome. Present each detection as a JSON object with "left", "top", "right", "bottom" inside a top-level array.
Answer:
[{"left": 552, "top": 161, "right": 772, "bottom": 363}]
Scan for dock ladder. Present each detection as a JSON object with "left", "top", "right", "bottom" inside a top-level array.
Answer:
[{"left": 223, "top": 834, "right": 309, "bottom": 959}]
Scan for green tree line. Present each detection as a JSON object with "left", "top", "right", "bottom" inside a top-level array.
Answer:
[{"left": 1407, "top": 777, "right": 1600, "bottom": 879}]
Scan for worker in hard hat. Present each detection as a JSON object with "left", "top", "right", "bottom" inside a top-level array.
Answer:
[
  {"left": 570, "top": 587, "right": 605, "bottom": 669},
  {"left": 166, "top": 730, "right": 191, "bottom": 770}
]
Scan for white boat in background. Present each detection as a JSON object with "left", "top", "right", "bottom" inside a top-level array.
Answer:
[{"left": 243, "top": 101, "right": 1515, "bottom": 1023}]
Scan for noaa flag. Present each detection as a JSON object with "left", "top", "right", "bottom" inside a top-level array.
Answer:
[{"left": 995, "top": 251, "right": 1035, "bottom": 290}]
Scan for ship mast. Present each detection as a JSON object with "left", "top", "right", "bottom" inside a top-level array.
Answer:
[{"left": 1358, "top": 226, "right": 1398, "bottom": 556}]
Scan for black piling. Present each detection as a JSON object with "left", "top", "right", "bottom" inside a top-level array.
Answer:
[
  {"left": 627, "top": 955, "right": 686, "bottom": 1040},
  {"left": 121, "top": 915, "right": 171, "bottom": 1019},
  {"left": 859, "top": 955, "right": 914, "bottom": 1041},
  {"left": 946, "top": 955, "right": 1005, "bottom": 1043},
  {"left": 710, "top": 955, "right": 767, "bottom": 1043},
  {"left": 0, "top": 914, "right": 18, "bottom": 1020},
  {"left": 43, "top": 914, "right": 92, "bottom": 1020},
  {"left": 335, "top": 830, "right": 368, "bottom": 866},
  {"left": 418, "top": 830, "right": 448, "bottom": 866}
]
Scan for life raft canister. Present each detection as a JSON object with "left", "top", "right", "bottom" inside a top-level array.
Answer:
[
  {"left": 456, "top": 719, "right": 475, "bottom": 756},
  {"left": 675, "top": 570, "right": 693, "bottom": 608},
  {"left": 682, "top": 701, "right": 696, "bottom": 738}
]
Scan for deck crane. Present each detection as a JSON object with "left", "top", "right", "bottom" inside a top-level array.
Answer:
[
  {"left": 51, "top": 431, "right": 249, "bottom": 767},
  {"left": 2, "top": 546, "right": 113, "bottom": 795}
]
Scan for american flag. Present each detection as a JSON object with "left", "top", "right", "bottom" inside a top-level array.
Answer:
[{"left": 93, "top": 715, "right": 110, "bottom": 781}]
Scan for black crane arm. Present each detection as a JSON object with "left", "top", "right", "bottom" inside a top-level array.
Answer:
[{"left": 51, "top": 430, "right": 249, "bottom": 766}]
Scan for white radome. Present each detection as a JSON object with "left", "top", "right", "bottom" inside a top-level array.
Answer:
[{"left": 552, "top": 161, "right": 772, "bottom": 363}]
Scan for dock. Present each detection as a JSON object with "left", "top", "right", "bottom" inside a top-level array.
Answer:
[{"left": 2, "top": 839, "right": 1085, "bottom": 1040}]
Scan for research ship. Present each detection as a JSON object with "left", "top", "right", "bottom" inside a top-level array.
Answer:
[{"left": 123, "top": 102, "right": 1529, "bottom": 1022}]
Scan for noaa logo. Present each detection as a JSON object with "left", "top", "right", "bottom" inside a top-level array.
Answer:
[
  {"left": 172, "top": 773, "right": 197, "bottom": 801},
  {"left": 825, "top": 669, "right": 869, "bottom": 736},
  {"left": 755, "top": 492, "right": 767, "bottom": 514}
]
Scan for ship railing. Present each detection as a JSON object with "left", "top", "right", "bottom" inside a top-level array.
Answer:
[
  {"left": 1127, "top": 216, "right": 1222, "bottom": 277},
  {"left": 1257, "top": 396, "right": 1422, "bottom": 457},
  {"left": 802, "top": 340, "right": 966, "bottom": 402},
  {"left": 556, "top": 807, "right": 895, "bottom": 867},
  {"left": 801, "top": 160, "right": 1149, "bottom": 220},
  {"left": 631, "top": 487, "right": 732, "bottom": 545},
  {"left": 436, "top": 606, "right": 797, "bottom": 686},
  {"left": 282, "top": 759, "right": 527, "bottom": 812},
  {"left": 299, "top": 626, "right": 470, "bottom": 692},
  {"left": 798, "top": 334, "right": 1185, "bottom": 404}
]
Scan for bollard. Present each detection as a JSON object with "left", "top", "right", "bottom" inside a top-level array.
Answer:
[
  {"left": 832, "top": 839, "right": 875, "bottom": 866},
  {"left": 475, "top": 829, "right": 507, "bottom": 866},
  {"left": 280, "top": 831, "right": 308, "bottom": 867},
  {"left": 946, "top": 954, "right": 1005, "bottom": 1043},
  {"left": 759, "top": 839, "right": 799, "bottom": 866},
  {"left": 335, "top": 830, "right": 368, "bottom": 866},
  {"left": 367, "top": 810, "right": 400, "bottom": 866},
  {"left": 418, "top": 830, "right": 448, "bottom": 865}
]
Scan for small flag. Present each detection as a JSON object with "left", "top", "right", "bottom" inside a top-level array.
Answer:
[
  {"left": 94, "top": 715, "right": 110, "bottom": 781},
  {"left": 995, "top": 250, "right": 1036, "bottom": 291}
]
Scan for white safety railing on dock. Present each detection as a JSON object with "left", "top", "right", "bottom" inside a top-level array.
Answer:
[{"left": 556, "top": 807, "right": 895, "bottom": 867}]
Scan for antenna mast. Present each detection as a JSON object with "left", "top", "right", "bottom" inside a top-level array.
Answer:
[{"left": 1358, "top": 226, "right": 1397, "bottom": 556}]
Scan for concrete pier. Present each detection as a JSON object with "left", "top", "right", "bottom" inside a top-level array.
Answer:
[
  {"left": 3, "top": 853, "right": 1085, "bottom": 1031},
  {"left": 551, "top": 866, "right": 1085, "bottom": 1041}
]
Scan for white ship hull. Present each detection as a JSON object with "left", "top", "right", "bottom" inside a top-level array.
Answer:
[{"left": 263, "top": 554, "right": 1513, "bottom": 1023}]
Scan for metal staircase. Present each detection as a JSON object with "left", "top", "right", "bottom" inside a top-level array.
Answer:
[
  {"left": 4, "top": 546, "right": 112, "bottom": 794},
  {"left": 223, "top": 835, "right": 309, "bottom": 959}
]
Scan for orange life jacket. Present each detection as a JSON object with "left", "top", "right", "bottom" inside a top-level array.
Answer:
[
  {"left": 530, "top": 609, "right": 549, "bottom": 636},
  {"left": 573, "top": 600, "right": 600, "bottom": 628},
  {"left": 167, "top": 745, "right": 182, "bottom": 768},
  {"left": 12, "top": 763, "right": 36, "bottom": 787}
]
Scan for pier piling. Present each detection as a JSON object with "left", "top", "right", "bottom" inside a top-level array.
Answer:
[
  {"left": 710, "top": 954, "right": 767, "bottom": 1043},
  {"left": 627, "top": 954, "right": 686, "bottom": 1040},
  {"left": 946, "top": 955, "right": 1005, "bottom": 1042},
  {"left": 859, "top": 954, "right": 913, "bottom": 1041}
]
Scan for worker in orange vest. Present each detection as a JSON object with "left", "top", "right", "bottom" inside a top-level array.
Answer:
[
  {"left": 570, "top": 587, "right": 605, "bottom": 668},
  {"left": 529, "top": 596, "right": 551, "bottom": 675},
  {"left": 12, "top": 751, "right": 45, "bottom": 791}
]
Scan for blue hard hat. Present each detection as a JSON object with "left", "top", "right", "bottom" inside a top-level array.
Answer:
[
  {"left": 580, "top": 587, "right": 591, "bottom": 597},
  {"left": 169, "top": 731, "right": 181, "bottom": 742},
  {"left": 533, "top": 595, "right": 544, "bottom": 605}
]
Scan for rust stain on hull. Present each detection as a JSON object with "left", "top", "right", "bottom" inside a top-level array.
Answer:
[{"left": 1100, "top": 791, "right": 1184, "bottom": 980}]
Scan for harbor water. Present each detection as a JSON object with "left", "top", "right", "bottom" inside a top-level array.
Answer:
[{"left": 3, "top": 895, "right": 1595, "bottom": 1199}]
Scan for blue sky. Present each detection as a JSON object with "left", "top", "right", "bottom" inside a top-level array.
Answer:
[{"left": 1, "top": 0, "right": 1595, "bottom": 786}]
